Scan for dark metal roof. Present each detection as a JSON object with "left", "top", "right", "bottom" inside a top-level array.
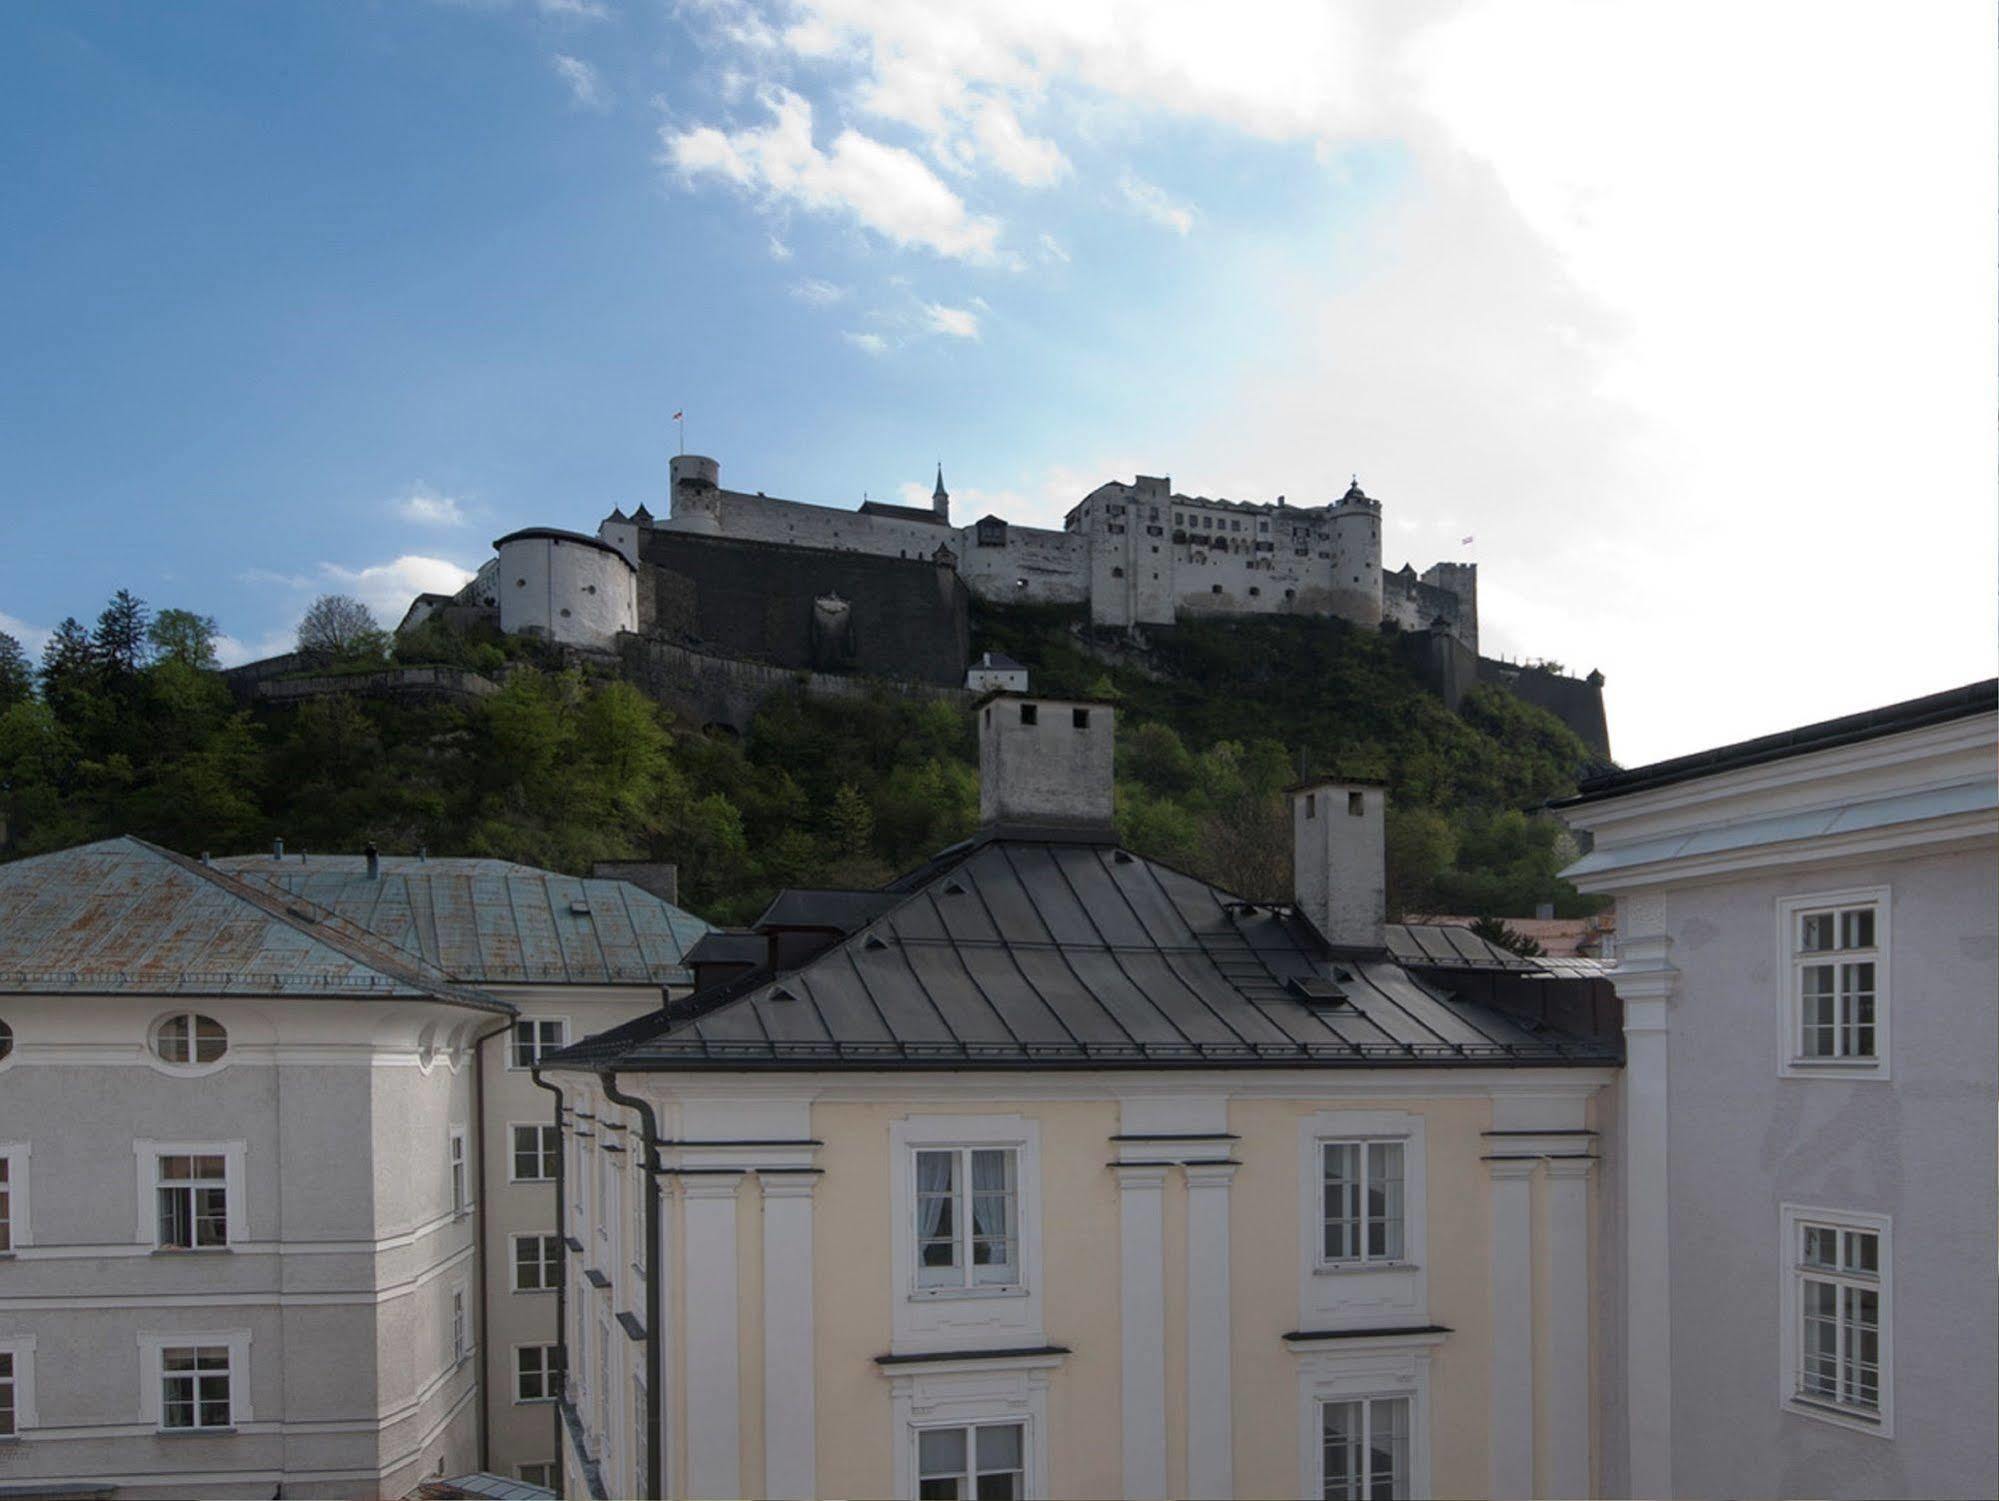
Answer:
[
  {"left": 857, "top": 500, "right": 948, "bottom": 524},
  {"left": 546, "top": 838, "right": 1619, "bottom": 1074},
  {"left": 1556, "top": 678, "right": 1997, "bottom": 807},
  {"left": 753, "top": 888, "right": 901, "bottom": 932},
  {"left": 685, "top": 931, "right": 766, "bottom": 966},
  {"left": 1387, "top": 923, "right": 1607, "bottom": 980},
  {"left": 0, "top": 838, "right": 508, "bottom": 1010},
  {"left": 972, "top": 651, "right": 1027, "bottom": 671},
  {"left": 491, "top": 526, "right": 636, "bottom": 567},
  {"left": 215, "top": 854, "right": 709, "bottom": 987}
]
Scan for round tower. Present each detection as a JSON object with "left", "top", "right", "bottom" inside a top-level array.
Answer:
[
  {"left": 495, "top": 528, "right": 638, "bottom": 648},
  {"left": 668, "top": 454, "right": 723, "bottom": 535},
  {"left": 1325, "top": 478, "right": 1384, "bottom": 627}
]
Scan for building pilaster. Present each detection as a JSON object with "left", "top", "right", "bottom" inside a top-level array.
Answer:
[
  {"left": 759, "top": 1171, "right": 818, "bottom": 1501},
  {"left": 1486, "top": 1158, "right": 1538, "bottom": 1500},
  {"left": 1113, "top": 1162, "right": 1170, "bottom": 1500},
  {"left": 680, "top": 1172, "right": 744, "bottom": 1500},
  {"left": 1615, "top": 930, "right": 1678, "bottom": 1499},
  {"left": 1182, "top": 1161, "right": 1237, "bottom": 1500},
  {"left": 1543, "top": 1156, "right": 1595, "bottom": 1501}
]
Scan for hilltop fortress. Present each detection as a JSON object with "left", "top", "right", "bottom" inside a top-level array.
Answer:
[
  {"left": 403, "top": 453, "right": 1607, "bottom": 755},
  {"left": 444, "top": 453, "right": 1478, "bottom": 647}
]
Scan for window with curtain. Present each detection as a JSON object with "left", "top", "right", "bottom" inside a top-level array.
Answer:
[
  {"left": 917, "top": 1421, "right": 1025, "bottom": 1500},
  {"left": 156, "top": 1153, "right": 227, "bottom": 1249},
  {"left": 915, "top": 1147, "right": 1018, "bottom": 1289}
]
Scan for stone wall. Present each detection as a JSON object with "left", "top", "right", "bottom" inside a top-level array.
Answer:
[
  {"left": 638, "top": 530, "right": 971, "bottom": 687},
  {"left": 614, "top": 634, "right": 973, "bottom": 733}
]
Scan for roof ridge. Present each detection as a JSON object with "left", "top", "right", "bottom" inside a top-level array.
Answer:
[{"left": 130, "top": 839, "right": 510, "bottom": 1013}]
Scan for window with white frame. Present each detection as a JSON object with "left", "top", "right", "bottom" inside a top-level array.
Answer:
[
  {"left": 449, "top": 1128, "right": 468, "bottom": 1213},
  {"left": 1783, "top": 1204, "right": 1892, "bottom": 1433},
  {"left": 1780, "top": 888, "right": 1889, "bottom": 1074},
  {"left": 450, "top": 1286, "right": 469, "bottom": 1364},
  {"left": 633, "top": 1373, "right": 649, "bottom": 1496},
  {"left": 0, "top": 1338, "right": 36, "bottom": 1437},
  {"left": 161, "top": 1345, "right": 233, "bottom": 1430},
  {"left": 513, "top": 1232, "right": 561, "bottom": 1292},
  {"left": 0, "top": 1144, "right": 27, "bottom": 1252},
  {"left": 151, "top": 1012, "right": 228, "bottom": 1066},
  {"left": 1321, "top": 1396, "right": 1410, "bottom": 1500},
  {"left": 512, "top": 1124, "right": 560, "bottom": 1183},
  {"left": 915, "top": 1147, "right": 1019, "bottom": 1289},
  {"left": 595, "top": 1316, "right": 613, "bottom": 1452},
  {"left": 515, "top": 1343, "right": 559, "bottom": 1403},
  {"left": 156, "top": 1152, "right": 228, "bottom": 1249},
  {"left": 511, "top": 1017, "right": 568, "bottom": 1070},
  {"left": 1322, "top": 1141, "right": 1405, "bottom": 1264},
  {"left": 916, "top": 1421, "right": 1026, "bottom": 1500}
]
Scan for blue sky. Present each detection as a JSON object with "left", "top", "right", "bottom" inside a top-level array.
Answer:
[{"left": 3, "top": 1, "right": 1993, "bottom": 764}]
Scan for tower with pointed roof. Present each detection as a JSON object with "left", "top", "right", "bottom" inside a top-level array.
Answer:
[{"left": 932, "top": 463, "right": 949, "bottom": 522}]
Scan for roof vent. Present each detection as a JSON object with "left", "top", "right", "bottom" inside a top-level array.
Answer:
[
  {"left": 863, "top": 934, "right": 888, "bottom": 951},
  {"left": 770, "top": 986, "right": 798, "bottom": 1004},
  {"left": 364, "top": 842, "right": 380, "bottom": 881},
  {"left": 1286, "top": 975, "right": 1351, "bottom": 1009},
  {"left": 1113, "top": 850, "right": 1134, "bottom": 865},
  {"left": 272, "top": 837, "right": 284, "bottom": 861},
  {"left": 941, "top": 881, "right": 967, "bottom": 896},
  {"left": 569, "top": 899, "right": 592, "bottom": 916},
  {"left": 285, "top": 903, "right": 319, "bottom": 924}
]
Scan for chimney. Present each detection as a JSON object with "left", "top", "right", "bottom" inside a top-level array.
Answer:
[
  {"left": 272, "top": 837, "right": 283, "bottom": 861},
  {"left": 978, "top": 693, "right": 1115, "bottom": 832},
  {"left": 1290, "top": 778, "right": 1387, "bottom": 950},
  {"left": 364, "top": 842, "right": 380, "bottom": 880}
]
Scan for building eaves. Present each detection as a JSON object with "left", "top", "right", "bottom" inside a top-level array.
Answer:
[{"left": 1555, "top": 678, "right": 1997, "bottom": 807}]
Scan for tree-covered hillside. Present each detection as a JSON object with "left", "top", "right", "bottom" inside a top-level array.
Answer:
[{"left": 0, "top": 592, "right": 1607, "bottom": 927}]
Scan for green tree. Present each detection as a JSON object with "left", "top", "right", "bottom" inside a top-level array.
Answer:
[
  {"left": 148, "top": 609, "right": 221, "bottom": 671},
  {"left": 38, "top": 618, "right": 98, "bottom": 726},
  {"left": 92, "top": 589, "right": 152, "bottom": 676},
  {"left": 297, "top": 594, "right": 386, "bottom": 665},
  {"left": 0, "top": 633, "right": 32, "bottom": 710},
  {"left": 828, "top": 783, "right": 875, "bottom": 857}
]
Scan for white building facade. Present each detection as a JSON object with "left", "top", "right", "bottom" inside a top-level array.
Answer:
[
  {"left": 0, "top": 840, "right": 512, "bottom": 1499},
  {"left": 1558, "top": 679, "right": 1998, "bottom": 1499}
]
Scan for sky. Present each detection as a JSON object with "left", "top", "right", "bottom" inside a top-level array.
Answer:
[{"left": 1, "top": 0, "right": 1992, "bottom": 767}]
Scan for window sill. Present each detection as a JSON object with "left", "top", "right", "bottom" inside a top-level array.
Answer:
[
  {"left": 1784, "top": 1059, "right": 1884, "bottom": 1074},
  {"left": 151, "top": 1246, "right": 233, "bottom": 1256},
  {"left": 1313, "top": 1260, "right": 1419, "bottom": 1276},
  {"left": 157, "top": 1426, "right": 236, "bottom": 1437},
  {"left": 910, "top": 1284, "right": 1028, "bottom": 1302},
  {"left": 1785, "top": 1394, "right": 1889, "bottom": 1437},
  {"left": 515, "top": 1396, "right": 558, "bottom": 1406}
]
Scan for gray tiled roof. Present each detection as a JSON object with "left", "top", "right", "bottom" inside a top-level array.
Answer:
[
  {"left": 215, "top": 854, "right": 710, "bottom": 987},
  {"left": 1387, "top": 923, "right": 1608, "bottom": 979},
  {"left": 550, "top": 837, "right": 1618, "bottom": 1073},
  {"left": 0, "top": 838, "right": 506, "bottom": 1009}
]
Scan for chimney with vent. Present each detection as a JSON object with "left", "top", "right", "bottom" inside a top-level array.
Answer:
[
  {"left": 977, "top": 693, "right": 1115, "bottom": 832},
  {"left": 1291, "top": 778, "right": 1387, "bottom": 949},
  {"left": 364, "top": 842, "right": 380, "bottom": 880}
]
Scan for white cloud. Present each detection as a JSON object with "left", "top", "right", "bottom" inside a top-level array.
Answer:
[
  {"left": 0, "top": 610, "right": 51, "bottom": 657},
  {"left": 1118, "top": 173, "right": 1194, "bottom": 235},
  {"left": 922, "top": 302, "right": 980, "bottom": 339},
  {"left": 396, "top": 486, "right": 468, "bottom": 527},
  {"left": 843, "top": 330, "right": 888, "bottom": 355},
  {"left": 790, "top": 277, "right": 850, "bottom": 305},
  {"left": 1037, "top": 231, "right": 1069, "bottom": 263},
  {"left": 536, "top": 0, "right": 610, "bottom": 18},
  {"left": 971, "top": 97, "right": 1068, "bottom": 186},
  {"left": 766, "top": 232, "right": 793, "bottom": 260},
  {"left": 318, "top": 556, "right": 478, "bottom": 627},
  {"left": 551, "top": 53, "right": 610, "bottom": 110},
  {"left": 660, "top": 88, "right": 1003, "bottom": 261}
]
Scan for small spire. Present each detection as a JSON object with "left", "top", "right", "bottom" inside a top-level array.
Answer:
[{"left": 933, "top": 462, "right": 948, "bottom": 501}]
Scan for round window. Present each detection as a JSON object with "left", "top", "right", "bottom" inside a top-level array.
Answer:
[
  {"left": 0, "top": 1018, "right": 12, "bottom": 1061},
  {"left": 154, "top": 1012, "right": 227, "bottom": 1065}
]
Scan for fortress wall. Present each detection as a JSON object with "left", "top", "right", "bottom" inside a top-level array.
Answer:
[
  {"left": 640, "top": 529, "right": 969, "bottom": 687},
  {"left": 614, "top": 634, "right": 972, "bottom": 734},
  {"left": 677, "top": 488, "right": 956, "bottom": 564},
  {"left": 1478, "top": 658, "right": 1610, "bottom": 759},
  {"left": 957, "top": 523, "right": 1089, "bottom": 605}
]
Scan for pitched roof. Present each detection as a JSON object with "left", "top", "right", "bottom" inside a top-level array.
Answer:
[
  {"left": 0, "top": 838, "right": 506, "bottom": 1009},
  {"left": 547, "top": 836, "right": 1618, "bottom": 1073},
  {"left": 213, "top": 854, "right": 711, "bottom": 987},
  {"left": 1556, "top": 678, "right": 1997, "bottom": 806}
]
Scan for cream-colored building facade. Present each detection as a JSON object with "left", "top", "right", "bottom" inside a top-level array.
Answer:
[{"left": 545, "top": 695, "right": 1621, "bottom": 1500}]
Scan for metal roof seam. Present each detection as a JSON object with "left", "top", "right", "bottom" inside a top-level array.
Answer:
[
  {"left": 996, "top": 844, "right": 1149, "bottom": 1051},
  {"left": 1118, "top": 848, "right": 1282, "bottom": 1048}
]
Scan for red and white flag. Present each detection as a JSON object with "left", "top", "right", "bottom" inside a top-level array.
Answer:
[{"left": 672, "top": 410, "right": 683, "bottom": 421}]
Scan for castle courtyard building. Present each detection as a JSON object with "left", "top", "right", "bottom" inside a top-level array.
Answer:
[
  {"left": 1557, "top": 679, "right": 1998, "bottom": 1500},
  {"left": 540, "top": 695, "right": 1623, "bottom": 1501}
]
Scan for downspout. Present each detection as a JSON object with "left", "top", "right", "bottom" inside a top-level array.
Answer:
[
  {"left": 598, "top": 1067, "right": 663, "bottom": 1501},
  {"left": 530, "top": 1063, "right": 570, "bottom": 1490},
  {"left": 471, "top": 1016, "right": 516, "bottom": 1476}
]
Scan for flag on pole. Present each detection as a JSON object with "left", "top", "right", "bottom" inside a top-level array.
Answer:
[
  {"left": 1461, "top": 535, "right": 1474, "bottom": 546},
  {"left": 672, "top": 410, "right": 683, "bottom": 421}
]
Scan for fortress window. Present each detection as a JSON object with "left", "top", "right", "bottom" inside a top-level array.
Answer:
[
  {"left": 585, "top": 584, "right": 597, "bottom": 594},
  {"left": 516, "top": 578, "right": 527, "bottom": 587},
  {"left": 1073, "top": 709, "right": 1090, "bottom": 729},
  {"left": 560, "top": 608, "right": 572, "bottom": 618},
  {"left": 1285, "top": 589, "right": 1296, "bottom": 600},
  {"left": 1111, "top": 567, "right": 1124, "bottom": 578},
  {"left": 1211, "top": 585, "right": 1222, "bottom": 594},
  {"left": 1019, "top": 704, "right": 1038, "bottom": 726},
  {"left": 1014, "top": 578, "right": 1028, "bottom": 589},
  {"left": 1249, "top": 587, "right": 1261, "bottom": 596}
]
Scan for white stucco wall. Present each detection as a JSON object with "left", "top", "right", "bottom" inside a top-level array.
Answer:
[{"left": 496, "top": 534, "right": 638, "bottom": 649}]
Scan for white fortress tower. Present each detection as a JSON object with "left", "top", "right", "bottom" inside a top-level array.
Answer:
[
  {"left": 494, "top": 527, "right": 638, "bottom": 648},
  {"left": 668, "top": 453, "right": 725, "bottom": 535}
]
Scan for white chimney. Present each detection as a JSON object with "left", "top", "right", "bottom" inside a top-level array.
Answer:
[
  {"left": 978, "top": 694, "right": 1115, "bottom": 831},
  {"left": 1291, "top": 778, "right": 1387, "bottom": 949}
]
